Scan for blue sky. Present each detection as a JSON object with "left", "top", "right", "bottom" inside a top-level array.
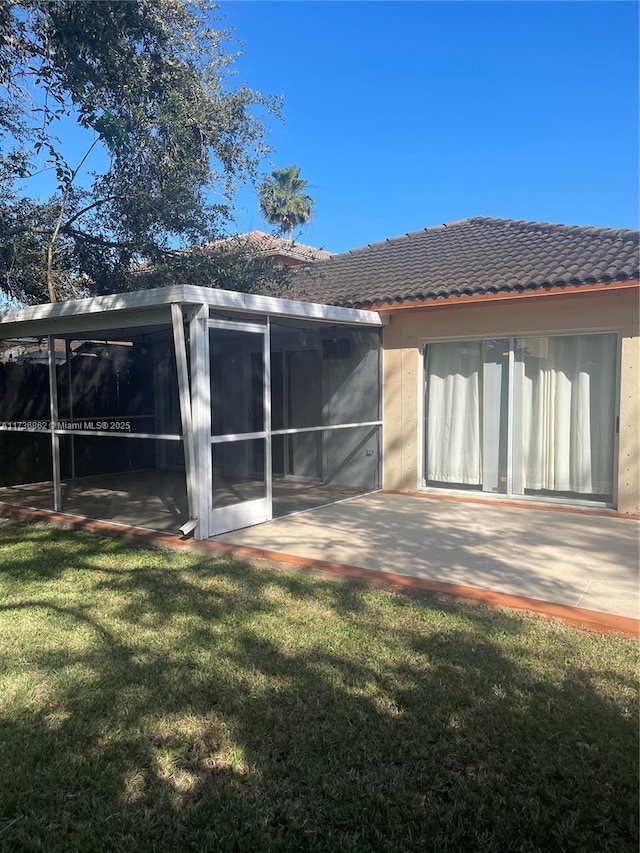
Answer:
[{"left": 219, "top": 1, "right": 639, "bottom": 253}]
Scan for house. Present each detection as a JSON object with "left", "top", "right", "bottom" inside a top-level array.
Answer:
[
  {"left": 0, "top": 216, "right": 637, "bottom": 539},
  {"left": 286, "top": 217, "right": 639, "bottom": 515},
  {"left": 228, "top": 231, "right": 333, "bottom": 266}
]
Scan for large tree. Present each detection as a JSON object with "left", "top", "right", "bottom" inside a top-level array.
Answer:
[
  {"left": 258, "top": 165, "right": 314, "bottom": 242},
  {"left": 0, "top": 0, "right": 282, "bottom": 304}
]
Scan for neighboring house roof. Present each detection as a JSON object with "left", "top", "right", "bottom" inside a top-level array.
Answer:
[
  {"left": 129, "top": 231, "right": 331, "bottom": 279},
  {"left": 286, "top": 216, "right": 639, "bottom": 307},
  {"left": 223, "top": 231, "right": 332, "bottom": 265}
]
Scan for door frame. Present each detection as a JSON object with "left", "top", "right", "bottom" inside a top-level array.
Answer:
[
  {"left": 419, "top": 331, "right": 620, "bottom": 508},
  {"left": 207, "top": 318, "right": 272, "bottom": 535}
]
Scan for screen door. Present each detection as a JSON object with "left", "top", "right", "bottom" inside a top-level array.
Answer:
[{"left": 209, "top": 320, "right": 271, "bottom": 534}]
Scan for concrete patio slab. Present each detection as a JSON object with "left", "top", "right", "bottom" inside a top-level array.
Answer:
[
  {"left": 1, "top": 491, "right": 637, "bottom": 635},
  {"left": 217, "top": 492, "right": 640, "bottom": 621}
]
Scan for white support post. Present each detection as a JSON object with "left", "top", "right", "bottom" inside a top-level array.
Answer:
[
  {"left": 47, "top": 335, "right": 62, "bottom": 511},
  {"left": 66, "top": 339, "right": 76, "bottom": 479},
  {"left": 264, "top": 317, "right": 272, "bottom": 519},
  {"left": 506, "top": 339, "right": 515, "bottom": 497},
  {"left": 189, "top": 304, "right": 210, "bottom": 539},
  {"left": 171, "top": 303, "right": 198, "bottom": 536}
]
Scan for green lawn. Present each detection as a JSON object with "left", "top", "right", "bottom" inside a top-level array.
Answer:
[{"left": 0, "top": 521, "right": 637, "bottom": 852}]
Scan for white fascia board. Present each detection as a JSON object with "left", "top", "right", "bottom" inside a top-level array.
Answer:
[
  {"left": 0, "top": 306, "right": 173, "bottom": 340},
  {"left": 0, "top": 286, "right": 187, "bottom": 326},
  {"left": 0, "top": 288, "right": 186, "bottom": 338},
  {"left": 0, "top": 283, "right": 383, "bottom": 333},
  {"left": 180, "top": 285, "right": 383, "bottom": 326}
]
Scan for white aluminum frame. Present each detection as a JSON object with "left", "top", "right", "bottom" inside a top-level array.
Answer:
[
  {"left": 207, "top": 317, "right": 272, "bottom": 535},
  {"left": 1, "top": 286, "right": 383, "bottom": 538},
  {"left": 171, "top": 303, "right": 198, "bottom": 534},
  {"left": 47, "top": 335, "right": 62, "bottom": 511},
  {"left": 190, "top": 304, "right": 210, "bottom": 539},
  {"left": 0, "top": 284, "right": 382, "bottom": 338},
  {"left": 204, "top": 316, "right": 384, "bottom": 535}
]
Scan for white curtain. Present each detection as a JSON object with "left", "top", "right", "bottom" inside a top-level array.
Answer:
[
  {"left": 518, "top": 334, "right": 616, "bottom": 495},
  {"left": 426, "top": 341, "right": 482, "bottom": 484}
]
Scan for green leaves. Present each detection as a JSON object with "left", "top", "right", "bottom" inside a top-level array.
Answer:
[
  {"left": 0, "top": 0, "right": 279, "bottom": 303},
  {"left": 258, "top": 166, "right": 315, "bottom": 242}
]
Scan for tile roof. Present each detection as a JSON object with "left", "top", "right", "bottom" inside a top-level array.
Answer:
[
  {"left": 224, "top": 231, "right": 332, "bottom": 262},
  {"left": 285, "top": 217, "right": 639, "bottom": 307}
]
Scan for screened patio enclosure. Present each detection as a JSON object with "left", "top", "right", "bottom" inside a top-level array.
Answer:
[{"left": 0, "top": 286, "right": 383, "bottom": 538}]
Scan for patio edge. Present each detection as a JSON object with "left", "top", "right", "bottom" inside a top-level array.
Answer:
[
  {"left": 1, "top": 502, "right": 638, "bottom": 639},
  {"left": 382, "top": 490, "right": 640, "bottom": 520}
]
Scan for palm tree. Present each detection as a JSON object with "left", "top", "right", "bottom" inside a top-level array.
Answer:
[{"left": 258, "top": 165, "right": 314, "bottom": 242}]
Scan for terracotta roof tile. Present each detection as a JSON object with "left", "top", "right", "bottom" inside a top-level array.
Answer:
[
  {"left": 224, "top": 231, "right": 332, "bottom": 262},
  {"left": 286, "top": 217, "right": 639, "bottom": 306}
]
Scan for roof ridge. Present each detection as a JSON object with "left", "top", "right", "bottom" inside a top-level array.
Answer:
[
  {"left": 216, "top": 231, "right": 333, "bottom": 259},
  {"left": 469, "top": 216, "right": 639, "bottom": 240},
  {"left": 328, "top": 217, "right": 638, "bottom": 261}
]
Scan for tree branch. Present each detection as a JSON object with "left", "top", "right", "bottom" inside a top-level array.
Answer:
[
  {"left": 62, "top": 195, "right": 124, "bottom": 230},
  {"left": 60, "top": 226, "right": 144, "bottom": 251},
  {"left": 46, "top": 137, "right": 101, "bottom": 301}
]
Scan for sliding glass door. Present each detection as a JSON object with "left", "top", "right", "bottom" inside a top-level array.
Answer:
[
  {"left": 423, "top": 333, "right": 617, "bottom": 505},
  {"left": 424, "top": 339, "right": 509, "bottom": 494},
  {"left": 512, "top": 334, "right": 617, "bottom": 501}
]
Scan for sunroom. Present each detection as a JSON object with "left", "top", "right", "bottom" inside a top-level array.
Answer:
[{"left": 0, "top": 286, "right": 383, "bottom": 538}]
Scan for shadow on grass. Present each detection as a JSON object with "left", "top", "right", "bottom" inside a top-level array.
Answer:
[{"left": 0, "top": 522, "right": 638, "bottom": 852}]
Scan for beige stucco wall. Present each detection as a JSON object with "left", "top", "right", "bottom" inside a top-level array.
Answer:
[{"left": 381, "top": 287, "right": 639, "bottom": 515}]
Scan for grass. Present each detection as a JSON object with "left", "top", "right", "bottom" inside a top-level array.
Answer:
[{"left": 0, "top": 520, "right": 637, "bottom": 853}]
